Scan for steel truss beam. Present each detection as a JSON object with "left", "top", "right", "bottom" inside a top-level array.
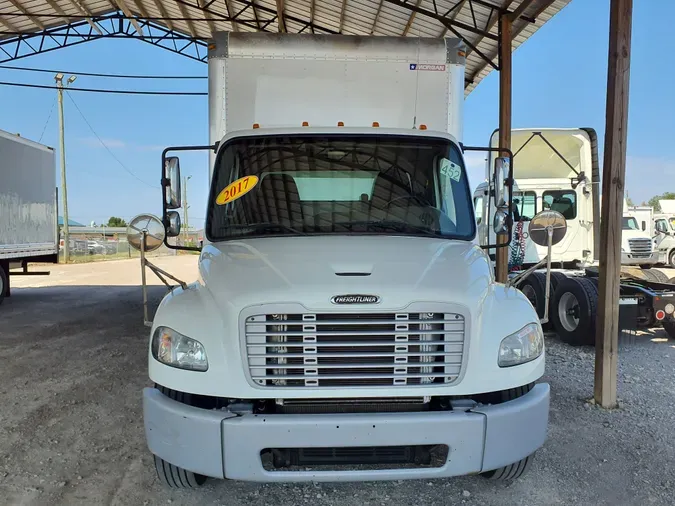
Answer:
[
  {"left": 0, "top": 0, "right": 542, "bottom": 71},
  {"left": 0, "top": 13, "right": 209, "bottom": 63}
]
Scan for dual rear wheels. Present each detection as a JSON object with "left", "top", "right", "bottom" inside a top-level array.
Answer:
[{"left": 519, "top": 271, "right": 675, "bottom": 346}]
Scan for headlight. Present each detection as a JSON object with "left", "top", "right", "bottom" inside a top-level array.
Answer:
[
  {"left": 151, "top": 326, "right": 208, "bottom": 371},
  {"left": 498, "top": 323, "right": 543, "bottom": 367}
]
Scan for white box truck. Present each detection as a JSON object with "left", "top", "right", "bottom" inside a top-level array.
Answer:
[
  {"left": 143, "top": 32, "right": 551, "bottom": 487},
  {"left": 0, "top": 129, "right": 58, "bottom": 305}
]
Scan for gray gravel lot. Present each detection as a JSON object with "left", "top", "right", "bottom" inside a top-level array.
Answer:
[{"left": 0, "top": 258, "right": 674, "bottom": 505}]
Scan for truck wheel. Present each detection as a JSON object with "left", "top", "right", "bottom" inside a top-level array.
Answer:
[
  {"left": 551, "top": 277, "right": 598, "bottom": 346},
  {"left": 154, "top": 455, "right": 207, "bottom": 488},
  {"left": 481, "top": 454, "right": 534, "bottom": 481},
  {"left": 549, "top": 272, "right": 568, "bottom": 292},
  {"left": 669, "top": 250, "right": 675, "bottom": 269},
  {"left": 517, "top": 273, "right": 546, "bottom": 319},
  {"left": 0, "top": 264, "right": 7, "bottom": 305},
  {"left": 649, "top": 270, "right": 669, "bottom": 283},
  {"left": 662, "top": 319, "right": 675, "bottom": 339}
]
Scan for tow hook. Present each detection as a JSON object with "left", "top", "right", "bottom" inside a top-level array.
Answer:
[{"left": 450, "top": 399, "right": 478, "bottom": 412}]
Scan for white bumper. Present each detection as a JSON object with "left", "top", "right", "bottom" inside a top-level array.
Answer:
[{"left": 144, "top": 383, "right": 550, "bottom": 481}]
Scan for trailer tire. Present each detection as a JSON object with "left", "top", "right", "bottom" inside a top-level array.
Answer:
[
  {"left": 648, "top": 269, "right": 670, "bottom": 283},
  {"left": 0, "top": 264, "right": 7, "bottom": 305},
  {"left": 517, "top": 273, "right": 546, "bottom": 319},
  {"left": 551, "top": 277, "right": 598, "bottom": 346},
  {"left": 662, "top": 319, "right": 675, "bottom": 340},
  {"left": 481, "top": 454, "right": 534, "bottom": 481},
  {"left": 153, "top": 455, "right": 207, "bottom": 488}
]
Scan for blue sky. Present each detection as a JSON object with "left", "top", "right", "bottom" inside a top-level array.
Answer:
[{"left": 0, "top": 0, "right": 673, "bottom": 228}]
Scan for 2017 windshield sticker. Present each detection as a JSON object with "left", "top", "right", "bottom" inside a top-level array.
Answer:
[
  {"left": 440, "top": 159, "right": 462, "bottom": 182},
  {"left": 216, "top": 175, "right": 259, "bottom": 205}
]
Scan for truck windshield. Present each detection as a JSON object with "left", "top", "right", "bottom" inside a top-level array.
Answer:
[
  {"left": 622, "top": 217, "right": 639, "bottom": 230},
  {"left": 206, "top": 134, "right": 475, "bottom": 241}
]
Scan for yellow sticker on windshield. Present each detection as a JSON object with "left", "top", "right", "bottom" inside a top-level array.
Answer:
[{"left": 216, "top": 175, "right": 259, "bottom": 205}]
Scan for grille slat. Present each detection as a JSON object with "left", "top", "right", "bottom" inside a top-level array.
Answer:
[
  {"left": 629, "top": 238, "right": 653, "bottom": 258},
  {"left": 245, "top": 311, "right": 466, "bottom": 388}
]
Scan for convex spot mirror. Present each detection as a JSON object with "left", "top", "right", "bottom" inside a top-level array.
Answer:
[
  {"left": 127, "top": 214, "right": 166, "bottom": 252},
  {"left": 165, "top": 211, "right": 182, "bottom": 237},
  {"left": 492, "top": 157, "right": 509, "bottom": 208},
  {"left": 165, "top": 157, "right": 182, "bottom": 209},
  {"left": 528, "top": 210, "right": 567, "bottom": 247}
]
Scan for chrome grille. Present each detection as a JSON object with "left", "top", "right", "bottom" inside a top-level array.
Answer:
[
  {"left": 244, "top": 312, "right": 465, "bottom": 387},
  {"left": 629, "top": 238, "right": 653, "bottom": 258}
]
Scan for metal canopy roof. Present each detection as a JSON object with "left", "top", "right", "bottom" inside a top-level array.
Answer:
[{"left": 0, "top": 0, "right": 571, "bottom": 94}]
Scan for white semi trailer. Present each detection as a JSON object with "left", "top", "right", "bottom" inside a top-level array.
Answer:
[
  {"left": 143, "top": 32, "right": 554, "bottom": 488},
  {"left": 0, "top": 129, "right": 58, "bottom": 305}
]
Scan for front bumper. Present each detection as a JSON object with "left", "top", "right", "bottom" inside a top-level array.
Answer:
[
  {"left": 622, "top": 252, "right": 657, "bottom": 265},
  {"left": 143, "top": 383, "right": 550, "bottom": 482}
]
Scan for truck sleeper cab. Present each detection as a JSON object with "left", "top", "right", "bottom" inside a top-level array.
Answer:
[{"left": 143, "top": 32, "right": 549, "bottom": 488}]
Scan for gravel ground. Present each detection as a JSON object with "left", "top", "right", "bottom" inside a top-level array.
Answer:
[{"left": 0, "top": 258, "right": 674, "bottom": 505}]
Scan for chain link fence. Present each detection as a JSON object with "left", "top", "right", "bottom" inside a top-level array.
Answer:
[{"left": 58, "top": 227, "right": 203, "bottom": 263}]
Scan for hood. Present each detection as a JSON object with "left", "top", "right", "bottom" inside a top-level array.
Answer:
[
  {"left": 197, "top": 236, "right": 493, "bottom": 312},
  {"left": 622, "top": 229, "right": 650, "bottom": 241}
]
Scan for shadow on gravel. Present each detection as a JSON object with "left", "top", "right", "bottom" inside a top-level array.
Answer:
[{"left": 1, "top": 286, "right": 674, "bottom": 505}]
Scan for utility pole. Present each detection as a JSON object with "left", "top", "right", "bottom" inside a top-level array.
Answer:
[
  {"left": 183, "top": 175, "right": 191, "bottom": 243},
  {"left": 55, "top": 73, "right": 77, "bottom": 263}
]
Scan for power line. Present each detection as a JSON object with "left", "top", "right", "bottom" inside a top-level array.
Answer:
[
  {"left": 0, "top": 65, "right": 206, "bottom": 80},
  {"left": 0, "top": 81, "right": 207, "bottom": 95},
  {"left": 38, "top": 97, "right": 56, "bottom": 143},
  {"left": 65, "top": 91, "right": 160, "bottom": 190}
]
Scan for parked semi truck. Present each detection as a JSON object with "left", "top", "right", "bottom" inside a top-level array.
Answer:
[
  {"left": 475, "top": 128, "right": 657, "bottom": 269},
  {"left": 142, "top": 32, "right": 554, "bottom": 488},
  {"left": 651, "top": 200, "right": 675, "bottom": 267},
  {"left": 476, "top": 128, "right": 675, "bottom": 345},
  {"left": 0, "top": 129, "right": 58, "bottom": 305}
]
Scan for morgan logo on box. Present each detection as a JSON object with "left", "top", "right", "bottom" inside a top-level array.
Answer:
[
  {"left": 410, "top": 64, "right": 446, "bottom": 71},
  {"left": 331, "top": 295, "right": 381, "bottom": 304}
]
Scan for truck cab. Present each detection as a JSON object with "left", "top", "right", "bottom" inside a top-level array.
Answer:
[
  {"left": 143, "top": 32, "right": 549, "bottom": 487},
  {"left": 478, "top": 128, "right": 657, "bottom": 270}
]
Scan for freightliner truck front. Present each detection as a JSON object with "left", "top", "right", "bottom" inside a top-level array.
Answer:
[{"left": 143, "top": 32, "right": 550, "bottom": 487}]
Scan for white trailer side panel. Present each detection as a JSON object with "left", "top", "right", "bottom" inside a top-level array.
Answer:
[
  {"left": 208, "top": 32, "right": 466, "bottom": 166},
  {"left": 0, "top": 130, "right": 57, "bottom": 260}
]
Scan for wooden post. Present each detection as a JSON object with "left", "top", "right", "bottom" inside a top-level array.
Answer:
[
  {"left": 594, "top": 0, "right": 633, "bottom": 408},
  {"left": 495, "top": 13, "right": 512, "bottom": 283}
]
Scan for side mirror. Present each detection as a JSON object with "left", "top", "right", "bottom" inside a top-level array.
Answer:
[
  {"left": 165, "top": 211, "right": 182, "bottom": 237},
  {"left": 492, "top": 157, "right": 509, "bottom": 208},
  {"left": 164, "top": 157, "right": 182, "bottom": 209}
]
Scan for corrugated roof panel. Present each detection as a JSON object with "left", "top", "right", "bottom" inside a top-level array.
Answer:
[{"left": 0, "top": 0, "right": 573, "bottom": 93}]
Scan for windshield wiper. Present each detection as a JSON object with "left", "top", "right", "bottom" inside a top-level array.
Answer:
[
  {"left": 221, "top": 222, "right": 307, "bottom": 236},
  {"left": 335, "top": 220, "right": 440, "bottom": 236}
]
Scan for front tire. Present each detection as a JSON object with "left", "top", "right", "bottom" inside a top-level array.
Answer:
[
  {"left": 669, "top": 250, "right": 675, "bottom": 269},
  {"left": 481, "top": 454, "right": 534, "bottom": 481},
  {"left": 154, "top": 455, "right": 207, "bottom": 488}
]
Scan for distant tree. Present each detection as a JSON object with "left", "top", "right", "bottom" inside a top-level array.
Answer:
[
  {"left": 106, "top": 216, "right": 127, "bottom": 227},
  {"left": 626, "top": 195, "right": 634, "bottom": 206},
  {"left": 647, "top": 192, "right": 675, "bottom": 213}
]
